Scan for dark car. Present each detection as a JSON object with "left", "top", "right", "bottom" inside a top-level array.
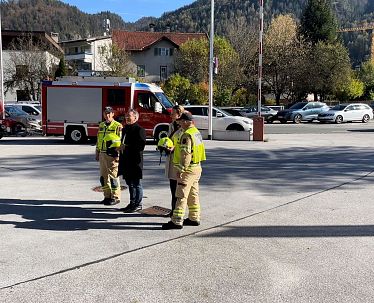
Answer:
[
  {"left": 271, "top": 101, "right": 329, "bottom": 123},
  {"left": 219, "top": 107, "right": 246, "bottom": 117},
  {"left": 240, "top": 106, "right": 278, "bottom": 122}
]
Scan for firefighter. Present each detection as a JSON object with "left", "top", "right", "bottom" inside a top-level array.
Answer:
[
  {"left": 96, "top": 106, "right": 123, "bottom": 206},
  {"left": 162, "top": 112, "right": 206, "bottom": 230}
]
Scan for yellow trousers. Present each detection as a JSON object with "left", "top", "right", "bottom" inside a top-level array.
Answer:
[
  {"left": 99, "top": 153, "right": 121, "bottom": 200},
  {"left": 172, "top": 166, "right": 202, "bottom": 225}
]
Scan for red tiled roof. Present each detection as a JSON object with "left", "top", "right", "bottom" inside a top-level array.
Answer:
[{"left": 112, "top": 30, "right": 207, "bottom": 51}]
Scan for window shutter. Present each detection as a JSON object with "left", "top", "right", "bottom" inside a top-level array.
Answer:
[
  {"left": 170, "top": 48, "right": 174, "bottom": 56},
  {"left": 154, "top": 48, "right": 158, "bottom": 56}
]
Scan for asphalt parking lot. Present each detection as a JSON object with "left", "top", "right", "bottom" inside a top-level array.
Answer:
[{"left": 1, "top": 129, "right": 374, "bottom": 302}]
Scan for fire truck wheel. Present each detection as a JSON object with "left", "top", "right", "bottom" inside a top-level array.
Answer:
[
  {"left": 154, "top": 126, "right": 169, "bottom": 142},
  {"left": 65, "top": 126, "right": 87, "bottom": 144}
]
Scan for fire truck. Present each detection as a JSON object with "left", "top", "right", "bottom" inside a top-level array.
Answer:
[{"left": 41, "top": 77, "right": 174, "bottom": 143}]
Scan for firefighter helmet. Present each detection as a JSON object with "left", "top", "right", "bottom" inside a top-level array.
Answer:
[{"left": 157, "top": 137, "right": 174, "bottom": 150}]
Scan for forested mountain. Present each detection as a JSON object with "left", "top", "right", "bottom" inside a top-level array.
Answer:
[
  {"left": 0, "top": 0, "right": 127, "bottom": 40},
  {"left": 1, "top": 0, "right": 374, "bottom": 63}
]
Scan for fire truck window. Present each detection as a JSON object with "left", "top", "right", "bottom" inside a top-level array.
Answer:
[
  {"left": 107, "top": 89, "right": 125, "bottom": 106},
  {"left": 138, "top": 93, "right": 159, "bottom": 111}
]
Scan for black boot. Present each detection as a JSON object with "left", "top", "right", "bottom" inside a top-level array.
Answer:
[
  {"left": 162, "top": 221, "right": 183, "bottom": 230},
  {"left": 183, "top": 218, "right": 200, "bottom": 226}
]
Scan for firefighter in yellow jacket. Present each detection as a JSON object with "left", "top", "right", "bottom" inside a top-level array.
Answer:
[
  {"left": 162, "top": 111, "right": 206, "bottom": 230},
  {"left": 96, "top": 106, "right": 122, "bottom": 206}
]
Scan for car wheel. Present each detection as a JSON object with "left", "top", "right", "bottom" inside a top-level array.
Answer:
[
  {"left": 13, "top": 122, "right": 26, "bottom": 135},
  {"left": 266, "top": 116, "right": 274, "bottom": 123},
  {"left": 335, "top": 115, "right": 343, "bottom": 124},
  {"left": 226, "top": 124, "right": 244, "bottom": 131},
  {"left": 362, "top": 114, "right": 370, "bottom": 123},
  {"left": 154, "top": 125, "right": 169, "bottom": 142},
  {"left": 293, "top": 114, "right": 302, "bottom": 124},
  {"left": 65, "top": 126, "right": 87, "bottom": 144}
]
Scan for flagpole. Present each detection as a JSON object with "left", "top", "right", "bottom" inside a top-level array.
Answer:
[
  {"left": 208, "top": 0, "right": 214, "bottom": 140},
  {"left": 0, "top": 5, "right": 4, "bottom": 119}
]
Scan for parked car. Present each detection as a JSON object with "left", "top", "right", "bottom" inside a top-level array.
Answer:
[
  {"left": 219, "top": 107, "right": 246, "bottom": 117},
  {"left": 272, "top": 101, "right": 329, "bottom": 123},
  {"left": 4, "top": 105, "right": 41, "bottom": 131},
  {"left": 184, "top": 105, "right": 253, "bottom": 132},
  {"left": 239, "top": 106, "right": 278, "bottom": 122},
  {"left": 317, "top": 103, "right": 373, "bottom": 124},
  {"left": 7, "top": 102, "right": 42, "bottom": 120}
]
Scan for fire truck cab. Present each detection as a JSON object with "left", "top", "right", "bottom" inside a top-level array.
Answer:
[{"left": 41, "top": 77, "right": 174, "bottom": 143}]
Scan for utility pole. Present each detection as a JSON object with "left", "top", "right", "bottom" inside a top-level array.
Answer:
[{"left": 208, "top": 0, "right": 214, "bottom": 140}]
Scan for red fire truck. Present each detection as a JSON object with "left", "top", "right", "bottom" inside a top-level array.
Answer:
[{"left": 41, "top": 77, "right": 174, "bottom": 143}]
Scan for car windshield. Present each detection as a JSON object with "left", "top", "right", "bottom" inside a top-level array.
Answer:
[
  {"left": 289, "top": 102, "right": 308, "bottom": 110},
  {"left": 155, "top": 92, "right": 174, "bottom": 109},
  {"left": 331, "top": 104, "right": 347, "bottom": 111},
  {"left": 5, "top": 106, "right": 28, "bottom": 116},
  {"left": 216, "top": 108, "right": 232, "bottom": 116}
]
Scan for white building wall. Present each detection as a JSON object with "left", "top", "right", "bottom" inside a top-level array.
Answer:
[
  {"left": 2, "top": 50, "right": 60, "bottom": 101},
  {"left": 130, "top": 40, "right": 177, "bottom": 83}
]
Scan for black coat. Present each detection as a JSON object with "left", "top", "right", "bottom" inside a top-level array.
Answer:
[{"left": 118, "top": 122, "right": 146, "bottom": 180}]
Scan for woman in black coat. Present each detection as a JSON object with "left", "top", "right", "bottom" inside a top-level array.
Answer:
[{"left": 118, "top": 109, "right": 146, "bottom": 213}]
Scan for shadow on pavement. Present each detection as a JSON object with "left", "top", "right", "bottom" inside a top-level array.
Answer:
[
  {"left": 0, "top": 198, "right": 162, "bottom": 231},
  {"left": 200, "top": 225, "right": 374, "bottom": 238}
]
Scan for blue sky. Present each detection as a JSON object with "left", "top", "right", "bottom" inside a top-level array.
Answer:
[{"left": 61, "top": 0, "right": 196, "bottom": 23}]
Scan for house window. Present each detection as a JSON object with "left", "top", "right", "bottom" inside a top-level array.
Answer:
[
  {"left": 16, "top": 65, "right": 28, "bottom": 77},
  {"left": 160, "top": 66, "right": 167, "bottom": 81},
  {"left": 154, "top": 48, "right": 174, "bottom": 56},
  {"left": 137, "top": 65, "right": 145, "bottom": 77},
  {"left": 16, "top": 90, "right": 30, "bottom": 101}
]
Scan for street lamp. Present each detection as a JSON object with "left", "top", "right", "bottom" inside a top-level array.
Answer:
[{"left": 208, "top": 0, "right": 214, "bottom": 140}]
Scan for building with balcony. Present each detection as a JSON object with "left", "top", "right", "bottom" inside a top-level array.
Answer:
[{"left": 60, "top": 36, "right": 111, "bottom": 76}]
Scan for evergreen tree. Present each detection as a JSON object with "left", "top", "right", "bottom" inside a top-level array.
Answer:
[
  {"left": 300, "top": 0, "right": 338, "bottom": 44},
  {"left": 54, "top": 57, "right": 67, "bottom": 78}
]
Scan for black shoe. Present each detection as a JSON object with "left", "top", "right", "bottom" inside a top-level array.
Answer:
[
  {"left": 104, "top": 198, "right": 120, "bottom": 206},
  {"left": 101, "top": 197, "right": 111, "bottom": 204},
  {"left": 121, "top": 204, "right": 142, "bottom": 213},
  {"left": 183, "top": 218, "right": 200, "bottom": 226},
  {"left": 162, "top": 221, "right": 183, "bottom": 230}
]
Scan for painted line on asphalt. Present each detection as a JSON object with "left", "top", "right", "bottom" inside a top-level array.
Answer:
[{"left": 1, "top": 169, "right": 374, "bottom": 291}]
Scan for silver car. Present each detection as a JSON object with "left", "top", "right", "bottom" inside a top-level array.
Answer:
[
  {"left": 4, "top": 105, "right": 41, "bottom": 131},
  {"left": 318, "top": 103, "right": 373, "bottom": 124},
  {"left": 240, "top": 106, "right": 278, "bottom": 122}
]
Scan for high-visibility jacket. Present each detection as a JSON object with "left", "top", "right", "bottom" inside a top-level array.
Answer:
[
  {"left": 171, "top": 128, "right": 184, "bottom": 163},
  {"left": 173, "top": 126, "right": 206, "bottom": 165},
  {"left": 96, "top": 120, "right": 122, "bottom": 153}
]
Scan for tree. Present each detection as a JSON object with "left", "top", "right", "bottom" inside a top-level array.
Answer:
[
  {"left": 54, "top": 57, "right": 67, "bottom": 78},
  {"left": 175, "top": 36, "right": 241, "bottom": 106},
  {"left": 175, "top": 38, "right": 209, "bottom": 84},
  {"left": 358, "top": 61, "right": 374, "bottom": 99},
  {"left": 226, "top": 18, "right": 258, "bottom": 100},
  {"left": 263, "top": 15, "right": 307, "bottom": 105},
  {"left": 4, "top": 34, "right": 58, "bottom": 101},
  {"left": 98, "top": 43, "right": 134, "bottom": 77},
  {"left": 306, "top": 42, "right": 352, "bottom": 100},
  {"left": 336, "top": 75, "right": 365, "bottom": 101},
  {"left": 300, "top": 0, "right": 338, "bottom": 45}
]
